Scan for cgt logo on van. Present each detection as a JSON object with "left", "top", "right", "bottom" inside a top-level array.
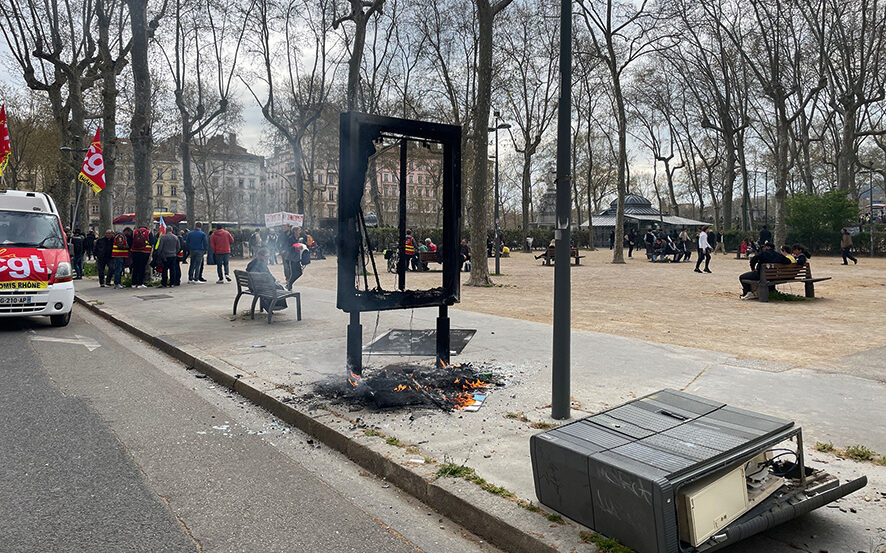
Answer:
[{"left": 0, "top": 248, "right": 49, "bottom": 289}]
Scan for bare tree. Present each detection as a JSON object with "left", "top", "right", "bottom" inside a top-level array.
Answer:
[
  {"left": 244, "top": 0, "right": 339, "bottom": 215},
  {"left": 158, "top": 0, "right": 253, "bottom": 228},
  {"left": 333, "top": 0, "right": 385, "bottom": 112},
  {"left": 465, "top": 0, "right": 515, "bottom": 286},
  {"left": 802, "top": 0, "right": 886, "bottom": 196},
  {"left": 498, "top": 0, "right": 559, "bottom": 251},
  {"left": 0, "top": 0, "right": 102, "bottom": 226},
  {"left": 709, "top": 0, "right": 825, "bottom": 245},
  {"left": 577, "top": 0, "right": 676, "bottom": 263}
]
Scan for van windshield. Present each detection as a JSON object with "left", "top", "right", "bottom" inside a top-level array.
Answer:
[{"left": 0, "top": 211, "right": 66, "bottom": 249}]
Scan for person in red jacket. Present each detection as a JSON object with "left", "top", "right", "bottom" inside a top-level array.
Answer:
[
  {"left": 130, "top": 226, "right": 153, "bottom": 288},
  {"left": 209, "top": 224, "right": 235, "bottom": 283}
]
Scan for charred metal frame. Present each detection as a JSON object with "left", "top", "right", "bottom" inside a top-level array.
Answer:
[{"left": 337, "top": 112, "right": 462, "bottom": 374}]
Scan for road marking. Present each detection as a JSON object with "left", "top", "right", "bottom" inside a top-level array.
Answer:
[{"left": 30, "top": 334, "right": 102, "bottom": 352}]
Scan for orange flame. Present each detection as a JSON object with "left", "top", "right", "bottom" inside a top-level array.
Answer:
[
  {"left": 347, "top": 370, "right": 360, "bottom": 387},
  {"left": 393, "top": 384, "right": 408, "bottom": 392},
  {"left": 451, "top": 392, "right": 477, "bottom": 409}
]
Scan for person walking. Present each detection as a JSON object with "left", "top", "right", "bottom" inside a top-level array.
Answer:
[
  {"left": 130, "top": 226, "right": 153, "bottom": 288},
  {"left": 714, "top": 230, "right": 726, "bottom": 254},
  {"left": 609, "top": 230, "right": 615, "bottom": 250},
  {"left": 110, "top": 230, "right": 130, "bottom": 288},
  {"left": 84, "top": 229, "right": 96, "bottom": 261},
  {"left": 210, "top": 224, "right": 235, "bottom": 283},
  {"left": 694, "top": 226, "right": 712, "bottom": 273},
  {"left": 94, "top": 229, "right": 114, "bottom": 287},
  {"left": 840, "top": 228, "right": 858, "bottom": 265},
  {"left": 186, "top": 222, "right": 209, "bottom": 283},
  {"left": 759, "top": 225, "right": 772, "bottom": 245},
  {"left": 157, "top": 228, "right": 181, "bottom": 287},
  {"left": 70, "top": 228, "right": 85, "bottom": 279}
]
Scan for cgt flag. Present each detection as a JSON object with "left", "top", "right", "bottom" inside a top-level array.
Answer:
[
  {"left": 0, "top": 104, "right": 10, "bottom": 178},
  {"left": 78, "top": 128, "right": 106, "bottom": 194}
]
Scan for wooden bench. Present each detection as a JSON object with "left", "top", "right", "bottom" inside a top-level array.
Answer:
[
  {"left": 418, "top": 250, "right": 442, "bottom": 265},
  {"left": 233, "top": 269, "right": 302, "bottom": 323},
  {"left": 741, "top": 263, "right": 831, "bottom": 302},
  {"left": 536, "top": 245, "right": 585, "bottom": 265}
]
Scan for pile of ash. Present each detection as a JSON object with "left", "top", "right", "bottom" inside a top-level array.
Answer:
[{"left": 311, "top": 363, "right": 504, "bottom": 411}]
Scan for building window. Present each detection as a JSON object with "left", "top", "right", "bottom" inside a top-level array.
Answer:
[
  {"left": 316, "top": 173, "right": 323, "bottom": 184},
  {"left": 91, "top": 204, "right": 99, "bottom": 214},
  {"left": 156, "top": 168, "right": 164, "bottom": 180},
  {"left": 328, "top": 174, "right": 336, "bottom": 185},
  {"left": 171, "top": 169, "right": 178, "bottom": 180},
  {"left": 408, "top": 174, "right": 413, "bottom": 184},
  {"left": 128, "top": 170, "right": 134, "bottom": 180},
  {"left": 383, "top": 173, "right": 389, "bottom": 182},
  {"left": 418, "top": 174, "right": 423, "bottom": 184},
  {"left": 238, "top": 178, "right": 244, "bottom": 188},
  {"left": 171, "top": 186, "right": 177, "bottom": 197},
  {"left": 249, "top": 178, "right": 255, "bottom": 189},
  {"left": 329, "top": 189, "right": 335, "bottom": 201},
  {"left": 171, "top": 201, "right": 178, "bottom": 211},
  {"left": 156, "top": 185, "right": 163, "bottom": 196}
]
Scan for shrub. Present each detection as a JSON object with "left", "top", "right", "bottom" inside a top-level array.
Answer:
[{"left": 786, "top": 190, "right": 858, "bottom": 251}]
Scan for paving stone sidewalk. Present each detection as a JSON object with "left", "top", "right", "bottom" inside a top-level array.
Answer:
[{"left": 74, "top": 261, "right": 885, "bottom": 553}]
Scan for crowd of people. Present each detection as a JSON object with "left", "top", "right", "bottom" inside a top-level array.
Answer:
[{"left": 72, "top": 223, "right": 320, "bottom": 292}]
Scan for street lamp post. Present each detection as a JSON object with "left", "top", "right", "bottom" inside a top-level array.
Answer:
[
  {"left": 764, "top": 170, "right": 768, "bottom": 228},
  {"left": 489, "top": 114, "right": 511, "bottom": 276}
]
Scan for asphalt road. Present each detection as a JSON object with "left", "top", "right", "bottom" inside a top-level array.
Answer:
[{"left": 0, "top": 311, "right": 502, "bottom": 553}]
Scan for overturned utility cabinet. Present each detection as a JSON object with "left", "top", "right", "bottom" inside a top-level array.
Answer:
[{"left": 530, "top": 389, "right": 867, "bottom": 553}]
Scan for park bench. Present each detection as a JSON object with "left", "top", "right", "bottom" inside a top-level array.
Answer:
[
  {"left": 418, "top": 250, "right": 442, "bottom": 266},
  {"left": 741, "top": 263, "right": 831, "bottom": 302},
  {"left": 536, "top": 245, "right": 584, "bottom": 265},
  {"left": 233, "top": 269, "right": 302, "bottom": 324}
]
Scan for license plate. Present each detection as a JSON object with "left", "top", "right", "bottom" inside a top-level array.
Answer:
[{"left": 0, "top": 296, "right": 31, "bottom": 305}]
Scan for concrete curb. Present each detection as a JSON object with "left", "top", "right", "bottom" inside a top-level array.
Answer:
[{"left": 75, "top": 295, "right": 563, "bottom": 553}]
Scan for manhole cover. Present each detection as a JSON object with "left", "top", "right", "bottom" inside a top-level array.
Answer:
[
  {"left": 135, "top": 294, "right": 173, "bottom": 301},
  {"left": 364, "top": 329, "right": 477, "bottom": 356}
]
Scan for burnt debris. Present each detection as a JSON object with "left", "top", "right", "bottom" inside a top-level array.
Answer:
[{"left": 311, "top": 363, "right": 503, "bottom": 411}]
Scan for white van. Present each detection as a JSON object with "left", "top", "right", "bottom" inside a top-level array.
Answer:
[{"left": 0, "top": 190, "right": 74, "bottom": 326}]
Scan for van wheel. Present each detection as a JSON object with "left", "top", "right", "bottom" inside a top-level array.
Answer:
[{"left": 50, "top": 311, "right": 71, "bottom": 327}]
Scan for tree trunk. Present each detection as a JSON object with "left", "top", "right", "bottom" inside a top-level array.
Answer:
[
  {"left": 837, "top": 106, "right": 857, "bottom": 198},
  {"left": 128, "top": 0, "right": 153, "bottom": 228},
  {"left": 611, "top": 67, "right": 627, "bottom": 264},
  {"left": 722, "top": 131, "right": 735, "bottom": 228},
  {"left": 180, "top": 129, "right": 195, "bottom": 226},
  {"left": 347, "top": 17, "right": 368, "bottom": 111},
  {"left": 467, "top": 0, "right": 495, "bottom": 285},
  {"left": 774, "top": 102, "right": 789, "bottom": 246},
  {"left": 291, "top": 142, "right": 305, "bottom": 214},
  {"left": 520, "top": 148, "right": 532, "bottom": 251}
]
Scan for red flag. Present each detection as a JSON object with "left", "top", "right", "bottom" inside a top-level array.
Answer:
[
  {"left": 78, "top": 128, "right": 106, "bottom": 194},
  {"left": 0, "top": 105, "right": 10, "bottom": 178}
]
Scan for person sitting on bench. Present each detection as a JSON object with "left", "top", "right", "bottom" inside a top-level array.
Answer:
[
  {"left": 739, "top": 241, "right": 790, "bottom": 300},
  {"left": 792, "top": 244, "right": 811, "bottom": 266},
  {"left": 246, "top": 247, "right": 288, "bottom": 312}
]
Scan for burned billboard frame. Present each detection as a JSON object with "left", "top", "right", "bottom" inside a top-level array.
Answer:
[{"left": 337, "top": 111, "right": 462, "bottom": 373}]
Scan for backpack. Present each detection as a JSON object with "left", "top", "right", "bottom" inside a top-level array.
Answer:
[
  {"left": 113, "top": 233, "right": 128, "bottom": 250},
  {"left": 132, "top": 228, "right": 150, "bottom": 251},
  {"left": 300, "top": 248, "right": 311, "bottom": 265}
]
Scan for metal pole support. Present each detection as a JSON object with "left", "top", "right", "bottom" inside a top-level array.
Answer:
[
  {"left": 436, "top": 304, "right": 450, "bottom": 366},
  {"left": 347, "top": 311, "right": 362, "bottom": 376},
  {"left": 551, "top": 0, "right": 572, "bottom": 421}
]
